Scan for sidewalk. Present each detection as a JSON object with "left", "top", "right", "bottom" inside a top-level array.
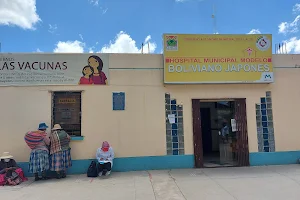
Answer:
[{"left": 2, "top": 165, "right": 300, "bottom": 200}]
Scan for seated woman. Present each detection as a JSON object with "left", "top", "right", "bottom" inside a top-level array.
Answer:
[
  {"left": 96, "top": 141, "right": 114, "bottom": 176},
  {"left": 0, "top": 152, "right": 26, "bottom": 186}
]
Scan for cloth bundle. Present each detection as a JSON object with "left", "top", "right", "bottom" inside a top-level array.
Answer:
[{"left": 24, "top": 131, "right": 47, "bottom": 150}]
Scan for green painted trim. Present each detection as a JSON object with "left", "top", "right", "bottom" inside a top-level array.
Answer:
[
  {"left": 70, "top": 136, "right": 84, "bottom": 141},
  {"left": 250, "top": 151, "right": 300, "bottom": 166},
  {"left": 19, "top": 154, "right": 195, "bottom": 177}
]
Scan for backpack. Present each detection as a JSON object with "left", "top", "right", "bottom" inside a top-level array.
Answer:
[{"left": 87, "top": 161, "right": 98, "bottom": 177}]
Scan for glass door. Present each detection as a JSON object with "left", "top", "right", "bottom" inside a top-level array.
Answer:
[{"left": 216, "top": 102, "right": 237, "bottom": 166}]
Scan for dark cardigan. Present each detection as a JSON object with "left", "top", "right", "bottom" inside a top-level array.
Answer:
[{"left": 0, "top": 159, "right": 18, "bottom": 176}]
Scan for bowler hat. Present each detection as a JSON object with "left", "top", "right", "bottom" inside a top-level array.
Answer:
[
  {"left": 38, "top": 122, "right": 48, "bottom": 130},
  {"left": 52, "top": 124, "right": 62, "bottom": 131},
  {"left": 0, "top": 152, "right": 13, "bottom": 159}
]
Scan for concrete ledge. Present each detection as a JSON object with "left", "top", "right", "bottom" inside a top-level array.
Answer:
[
  {"left": 18, "top": 154, "right": 195, "bottom": 177},
  {"left": 250, "top": 151, "right": 300, "bottom": 166}
]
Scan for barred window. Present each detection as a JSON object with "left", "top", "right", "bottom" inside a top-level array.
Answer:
[{"left": 52, "top": 91, "right": 82, "bottom": 136}]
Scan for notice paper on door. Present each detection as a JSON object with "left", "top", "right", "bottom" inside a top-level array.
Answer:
[
  {"left": 231, "top": 119, "right": 237, "bottom": 132},
  {"left": 168, "top": 114, "right": 176, "bottom": 124}
]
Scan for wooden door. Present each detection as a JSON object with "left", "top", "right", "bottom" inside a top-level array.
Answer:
[
  {"left": 192, "top": 99, "right": 203, "bottom": 168},
  {"left": 234, "top": 99, "right": 250, "bottom": 166}
]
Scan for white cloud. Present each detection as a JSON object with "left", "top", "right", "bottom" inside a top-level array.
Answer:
[
  {"left": 48, "top": 24, "right": 57, "bottom": 34},
  {"left": 100, "top": 31, "right": 157, "bottom": 53},
  {"left": 0, "top": 0, "right": 40, "bottom": 29},
  {"left": 278, "top": 22, "right": 288, "bottom": 33},
  {"left": 89, "top": 0, "right": 99, "bottom": 6},
  {"left": 278, "top": 15, "right": 300, "bottom": 34},
  {"left": 88, "top": 47, "right": 94, "bottom": 53},
  {"left": 88, "top": 0, "right": 108, "bottom": 14},
  {"left": 36, "top": 48, "right": 43, "bottom": 52},
  {"left": 53, "top": 32, "right": 157, "bottom": 54},
  {"left": 53, "top": 40, "right": 85, "bottom": 53},
  {"left": 283, "top": 37, "right": 300, "bottom": 54},
  {"left": 79, "top": 34, "right": 84, "bottom": 41},
  {"left": 293, "top": 3, "right": 300, "bottom": 13},
  {"left": 278, "top": 4, "right": 300, "bottom": 34},
  {"left": 247, "top": 29, "right": 261, "bottom": 34},
  {"left": 102, "top": 8, "right": 108, "bottom": 14},
  {"left": 175, "top": 0, "right": 204, "bottom": 2}
]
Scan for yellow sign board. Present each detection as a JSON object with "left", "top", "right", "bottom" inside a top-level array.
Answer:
[
  {"left": 58, "top": 98, "right": 76, "bottom": 104},
  {"left": 163, "top": 34, "right": 273, "bottom": 84}
]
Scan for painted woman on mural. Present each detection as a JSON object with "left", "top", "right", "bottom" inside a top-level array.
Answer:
[{"left": 88, "top": 55, "right": 108, "bottom": 85}]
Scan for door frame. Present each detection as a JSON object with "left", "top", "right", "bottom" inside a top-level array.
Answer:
[
  {"left": 192, "top": 98, "right": 249, "bottom": 168},
  {"left": 234, "top": 98, "right": 250, "bottom": 166}
]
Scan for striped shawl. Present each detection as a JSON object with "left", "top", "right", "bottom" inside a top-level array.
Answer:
[
  {"left": 24, "top": 131, "right": 47, "bottom": 150},
  {"left": 50, "top": 130, "right": 70, "bottom": 155}
]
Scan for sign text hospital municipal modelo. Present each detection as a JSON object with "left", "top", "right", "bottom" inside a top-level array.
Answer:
[{"left": 163, "top": 34, "right": 273, "bottom": 84}]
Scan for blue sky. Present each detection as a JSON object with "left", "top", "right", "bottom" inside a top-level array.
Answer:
[{"left": 0, "top": 0, "right": 300, "bottom": 54}]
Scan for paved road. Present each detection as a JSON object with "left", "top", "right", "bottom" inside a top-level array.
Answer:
[{"left": 2, "top": 165, "right": 300, "bottom": 200}]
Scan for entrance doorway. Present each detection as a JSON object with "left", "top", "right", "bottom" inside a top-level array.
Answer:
[{"left": 192, "top": 99, "right": 249, "bottom": 168}]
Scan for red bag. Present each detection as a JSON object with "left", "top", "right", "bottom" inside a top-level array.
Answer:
[
  {"left": 0, "top": 174, "right": 6, "bottom": 186},
  {"left": 15, "top": 168, "right": 27, "bottom": 182}
]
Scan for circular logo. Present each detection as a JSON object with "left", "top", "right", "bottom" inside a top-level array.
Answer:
[{"left": 256, "top": 36, "right": 271, "bottom": 51}]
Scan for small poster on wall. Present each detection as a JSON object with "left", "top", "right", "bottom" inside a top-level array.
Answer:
[
  {"left": 231, "top": 119, "right": 237, "bottom": 132},
  {"left": 168, "top": 114, "right": 176, "bottom": 124},
  {"left": 112, "top": 92, "right": 125, "bottom": 111}
]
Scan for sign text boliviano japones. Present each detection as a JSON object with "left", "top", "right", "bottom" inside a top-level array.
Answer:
[{"left": 166, "top": 57, "right": 271, "bottom": 73}]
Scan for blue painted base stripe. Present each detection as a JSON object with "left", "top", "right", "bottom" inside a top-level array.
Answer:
[
  {"left": 18, "top": 155, "right": 194, "bottom": 177},
  {"left": 17, "top": 152, "right": 300, "bottom": 177},
  {"left": 250, "top": 151, "right": 300, "bottom": 166}
]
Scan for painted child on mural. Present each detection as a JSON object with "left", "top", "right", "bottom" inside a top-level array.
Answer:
[{"left": 79, "top": 66, "right": 94, "bottom": 85}]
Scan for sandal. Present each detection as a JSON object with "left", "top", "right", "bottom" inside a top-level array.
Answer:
[
  {"left": 56, "top": 172, "right": 62, "bottom": 179},
  {"left": 41, "top": 172, "right": 49, "bottom": 180},
  {"left": 34, "top": 173, "right": 41, "bottom": 181}
]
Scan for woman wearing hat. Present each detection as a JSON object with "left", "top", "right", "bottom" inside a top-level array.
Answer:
[
  {"left": 49, "top": 124, "right": 72, "bottom": 179},
  {"left": 24, "top": 122, "right": 50, "bottom": 181},
  {"left": 0, "top": 152, "right": 24, "bottom": 186}
]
